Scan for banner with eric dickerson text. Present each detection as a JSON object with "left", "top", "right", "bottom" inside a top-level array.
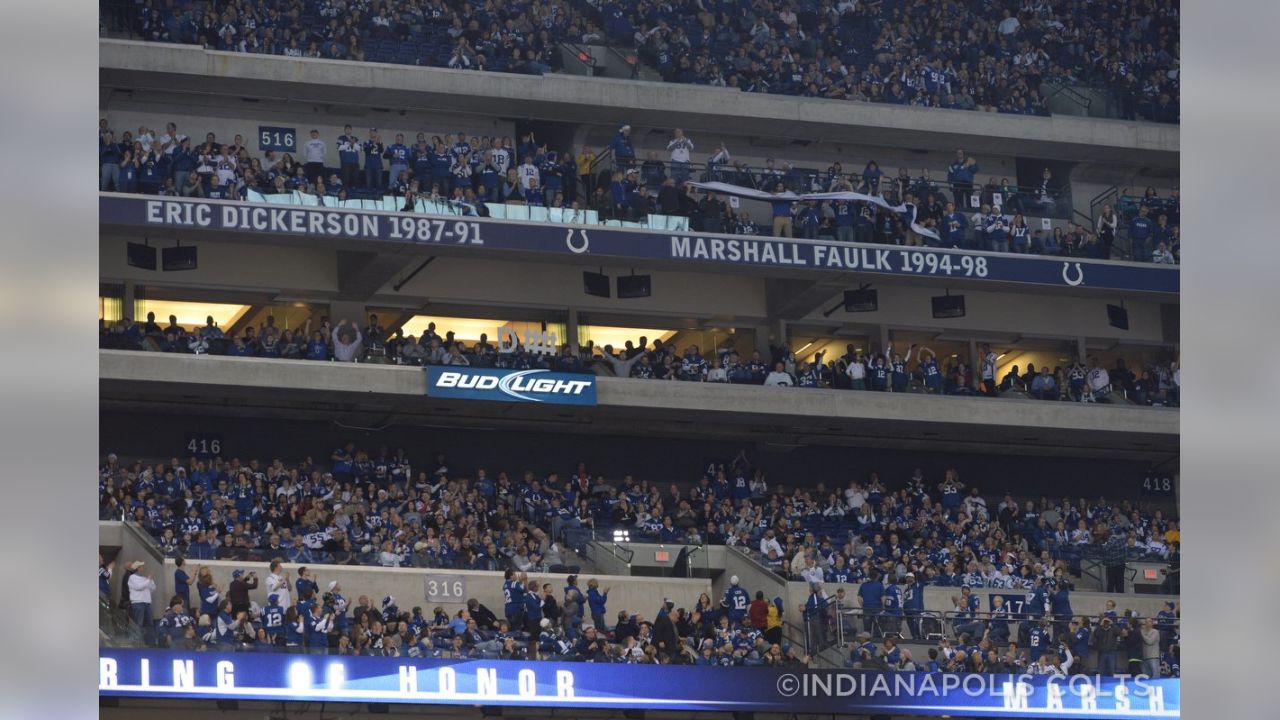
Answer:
[
  {"left": 99, "top": 195, "right": 1180, "bottom": 294},
  {"left": 99, "top": 649, "right": 1178, "bottom": 718}
]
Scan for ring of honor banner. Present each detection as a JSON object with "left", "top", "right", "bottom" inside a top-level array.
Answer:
[
  {"left": 99, "top": 649, "right": 1179, "bottom": 717},
  {"left": 99, "top": 195, "right": 1179, "bottom": 294}
]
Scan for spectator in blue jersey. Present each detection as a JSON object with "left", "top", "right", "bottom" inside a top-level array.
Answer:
[
  {"left": 985, "top": 207, "right": 1010, "bottom": 253},
  {"left": 947, "top": 150, "right": 979, "bottom": 200},
  {"left": 117, "top": 150, "right": 139, "bottom": 194},
  {"left": 385, "top": 133, "right": 409, "bottom": 189},
  {"left": 100, "top": 130, "right": 122, "bottom": 191},
  {"left": 337, "top": 125, "right": 360, "bottom": 189},
  {"left": 98, "top": 555, "right": 114, "bottom": 598},
  {"left": 765, "top": 182, "right": 794, "bottom": 238},
  {"left": 607, "top": 125, "right": 635, "bottom": 172},
  {"left": 722, "top": 576, "right": 750, "bottom": 626},
  {"left": 856, "top": 569, "right": 885, "bottom": 633},
  {"left": 1128, "top": 206, "right": 1156, "bottom": 261},
  {"left": 362, "top": 128, "right": 385, "bottom": 191},
  {"left": 802, "top": 582, "right": 830, "bottom": 647}
]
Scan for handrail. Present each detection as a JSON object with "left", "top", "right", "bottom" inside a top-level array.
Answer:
[
  {"left": 1041, "top": 81, "right": 1093, "bottom": 114},
  {"left": 601, "top": 44, "right": 641, "bottom": 80},
  {"left": 586, "top": 144, "right": 614, "bottom": 177},
  {"left": 558, "top": 41, "right": 598, "bottom": 76},
  {"left": 683, "top": 544, "right": 704, "bottom": 579}
]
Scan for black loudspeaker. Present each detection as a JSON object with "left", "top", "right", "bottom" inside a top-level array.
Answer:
[
  {"left": 583, "top": 271, "right": 610, "bottom": 298},
  {"left": 162, "top": 245, "right": 198, "bottom": 271},
  {"left": 931, "top": 294, "right": 966, "bottom": 319},
  {"left": 844, "top": 288, "right": 878, "bottom": 312},
  {"left": 617, "top": 274, "right": 652, "bottom": 299},
  {"left": 1107, "top": 303, "right": 1130, "bottom": 330},
  {"left": 126, "top": 242, "right": 156, "bottom": 270}
]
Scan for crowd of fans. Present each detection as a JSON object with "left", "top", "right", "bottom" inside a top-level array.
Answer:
[
  {"left": 101, "top": 447, "right": 1178, "bottom": 674},
  {"left": 105, "top": 0, "right": 1180, "bottom": 124},
  {"left": 109, "top": 553, "right": 815, "bottom": 665},
  {"left": 100, "top": 313, "right": 1181, "bottom": 407},
  {"left": 835, "top": 601, "right": 1179, "bottom": 678},
  {"left": 99, "top": 442, "right": 1179, "bottom": 589},
  {"left": 98, "top": 116, "right": 1181, "bottom": 262}
]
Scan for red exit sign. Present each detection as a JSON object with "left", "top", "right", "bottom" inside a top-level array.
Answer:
[{"left": 655, "top": 550, "right": 670, "bottom": 562}]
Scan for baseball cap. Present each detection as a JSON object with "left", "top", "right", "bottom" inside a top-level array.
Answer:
[
  {"left": 328, "top": 581, "right": 338, "bottom": 592},
  {"left": 268, "top": 593, "right": 280, "bottom": 604},
  {"left": 620, "top": 124, "right": 631, "bottom": 132},
  {"left": 232, "top": 569, "right": 244, "bottom": 579}
]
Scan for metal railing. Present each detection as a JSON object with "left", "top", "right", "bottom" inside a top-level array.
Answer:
[{"left": 558, "top": 41, "right": 599, "bottom": 77}]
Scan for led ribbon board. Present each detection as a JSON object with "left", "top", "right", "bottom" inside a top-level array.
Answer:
[{"left": 99, "top": 649, "right": 1179, "bottom": 717}]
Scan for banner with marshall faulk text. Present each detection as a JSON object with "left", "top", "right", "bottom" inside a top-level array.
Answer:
[
  {"left": 99, "top": 195, "right": 1180, "bottom": 294},
  {"left": 99, "top": 649, "right": 1179, "bottom": 718}
]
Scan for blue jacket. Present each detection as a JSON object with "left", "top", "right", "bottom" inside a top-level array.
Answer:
[
  {"left": 607, "top": 131, "right": 634, "bottom": 160},
  {"left": 587, "top": 588, "right": 608, "bottom": 617}
]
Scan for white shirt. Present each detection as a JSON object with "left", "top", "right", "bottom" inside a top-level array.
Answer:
[
  {"left": 760, "top": 536, "right": 783, "bottom": 557},
  {"left": 667, "top": 137, "right": 694, "bottom": 163},
  {"left": 981, "top": 352, "right": 997, "bottom": 380},
  {"left": 800, "top": 565, "right": 824, "bottom": 585},
  {"left": 845, "top": 488, "right": 865, "bottom": 510},
  {"left": 517, "top": 162, "right": 540, "bottom": 190},
  {"left": 964, "top": 495, "right": 989, "bottom": 519},
  {"left": 764, "top": 371, "right": 795, "bottom": 386},
  {"left": 128, "top": 573, "right": 156, "bottom": 604},
  {"left": 303, "top": 138, "right": 327, "bottom": 163},
  {"left": 1087, "top": 367, "right": 1111, "bottom": 392},
  {"left": 847, "top": 362, "right": 866, "bottom": 380},
  {"left": 267, "top": 572, "right": 292, "bottom": 607}
]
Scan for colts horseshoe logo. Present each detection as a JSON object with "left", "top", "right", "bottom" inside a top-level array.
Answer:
[
  {"left": 1062, "top": 262, "right": 1085, "bottom": 287},
  {"left": 565, "top": 228, "right": 591, "bottom": 254}
]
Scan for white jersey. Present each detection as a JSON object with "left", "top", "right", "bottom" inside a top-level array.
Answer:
[
  {"left": 303, "top": 138, "right": 326, "bottom": 163},
  {"left": 981, "top": 352, "right": 997, "bottom": 380},
  {"left": 1087, "top": 367, "right": 1111, "bottom": 392},
  {"left": 491, "top": 148, "right": 511, "bottom": 175},
  {"left": 215, "top": 154, "right": 238, "bottom": 184},
  {"left": 517, "top": 163, "right": 540, "bottom": 190},
  {"left": 266, "top": 572, "right": 292, "bottom": 607},
  {"left": 667, "top": 137, "right": 694, "bottom": 163}
]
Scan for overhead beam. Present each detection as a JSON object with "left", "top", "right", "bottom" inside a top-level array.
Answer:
[{"left": 765, "top": 277, "right": 849, "bottom": 320}]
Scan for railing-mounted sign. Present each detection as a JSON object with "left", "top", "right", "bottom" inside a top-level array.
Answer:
[
  {"left": 496, "top": 325, "right": 557, "bottom": 356},
  {"left": 426, "top": 366, "right": 596, "bottom": 406},
  {"left": 100, "top": 195, "right": 1179, "bottom": 294}
]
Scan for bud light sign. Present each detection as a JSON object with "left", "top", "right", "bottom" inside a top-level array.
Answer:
[{"left": 426, "top": 367, "right": 597, "bottom": 406}]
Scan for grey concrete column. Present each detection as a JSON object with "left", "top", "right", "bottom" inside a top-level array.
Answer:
[
  {"left": 968, "top": 338, "right": 980, "bottom": 390},
  {"left": 328, "top": 301, "right": 368, "bottom": 327},
  {"left": 123, "top": 281, "right": 136, "bottom": 319},
  {"left": 566, "top": 307, "right": 580, "bottom": 351}
]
